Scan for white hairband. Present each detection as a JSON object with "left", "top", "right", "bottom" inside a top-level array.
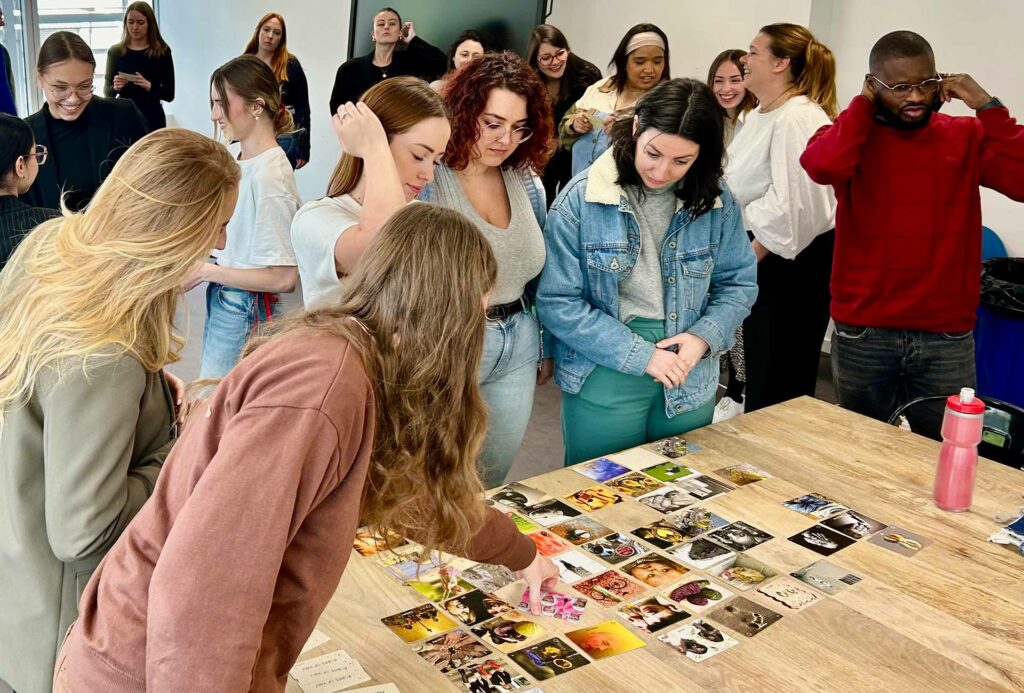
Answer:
[{"left": 625, "top": 32, "right": 665, "bottom": 55}]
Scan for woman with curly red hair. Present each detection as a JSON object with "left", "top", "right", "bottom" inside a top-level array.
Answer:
[{"left": 420, "top": 51, "right": 553, "bottom": 488}]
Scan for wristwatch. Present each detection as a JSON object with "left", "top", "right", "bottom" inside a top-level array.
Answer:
[{"left": 977, "top": 97, "right": 1004, "bottom": 111}]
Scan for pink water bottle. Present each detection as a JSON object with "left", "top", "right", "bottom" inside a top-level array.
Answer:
[{"left": 933, "top": 387, "right": 985, "bottom": 512}]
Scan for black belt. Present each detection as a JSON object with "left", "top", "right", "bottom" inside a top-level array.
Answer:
[{"left": 486, "top": 296, "right": 528, "bottom": 321}]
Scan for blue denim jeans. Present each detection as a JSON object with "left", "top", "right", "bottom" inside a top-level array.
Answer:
[
  {"left": 478, "top": 310, "right": 541, "bottom": 488},
  {"left": 831, "top": 320, "right": 976, "bottom": 437},
  {"left": 199, "top": 283, "right": 277, "bottom": 379}
]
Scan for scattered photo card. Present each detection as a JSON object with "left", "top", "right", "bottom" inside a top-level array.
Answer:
[
  {"left": 619, "top": 554, "right": 689, "bottom": 589},
  {"left": 526, "top": 530, "right": 570, "bottom": 558},
  {"left": 509, "top": 637, "right": 589, "bottom": 681},
  {"left": 708, "top": 596, "right": 783, "bottom": 638},
  {"left": 548, "top": 516, "right": 614, "bottom": 545},
  {"left": 782, "top": 493, "right": 849, "bottom": 520},
  {"left": 574, "top": 457, "right": 631, "bottom": 483},
  {"left": 645, "top": 436, "right": 700, "bottom": 459},
  {"left": 488, "top": 483, "right": 547, "bottom": 513},
  {"left": 582, "top": 533, "right": 648, "bottom": 565},
  {"left": 414, "top": 629, "right": 493, "bottom": 673},
  {"left": 509, "top": 513, "right": 540, "bottom": 534},
  {"left": 790, "top": 560, "right": 862, "bottom": 596},
  {"left": 520, "top": 499, "right": 582, "bottom": 527},
  {"left": 641, "top": 460, "right": 696, "bottom": 482},
  {"left": 707, "top": 554, "right": 779, "bottom": 591},
  {"left": 408, "top": 569, "right": 476, "bottom": 602},
  {"left": 667, "top": 538, "right": 736, "bottom": 571},
  {"left": 617, "top": 595, "right": 690, "bottom": 634},
  {"left": 757, "top": 577, "right": 823, "bottom": 611},
  {"left": 377, "top": 550, "right": 444, "bottom": 582},
  {"left": 631, "top": 520, "right": 690, "bottom": 549},
  {"left": 821, "top": 510, "right": 887, "bottom": 540},
  {"left": 673, "top": 474, "right": 734, "bottom": 500},
  {"left": 563, "top": 485, "right": 623, "bottom": 512},
  {"left": 553, "top": 550, "right": 606, "bottom": 585},
  {"left": 605, "top": 472, "right": 665, "bottom": 497},
  {"left": 705, "top": 521, "right": 774, "bottom": 552},
  {"left": 471, "top": 615, "right": 548, "bottom": 653},
  {"left": 461, "top": 563, "right": 516, "bottom": 593},
  {"left": 714, "top": 463, "right": 772, "bottom": 486},
  {"left": 573, "top": 570, "right": 647, "bottom": 606},
  {"left": 441, "top": 591, "right": 516, "bottom": 626},
  {"left": 353, "top": 526, "right": 408, "bottom": 557},
  {"left": 636, "top": 486, "right": 695, "bottom": 514},
  {"left": 518, "top": 588, "right": 587, "bottom": 622},
  {"left": 868, "top": 526, "right": 931, "bottom": 557},
  {"left": 451, "top": 661, "right": 532, "bottom": 691},
  {"left": 565, "top": 620, "right": 646, "bottom": 660},
  {"left": 667, "top": 578, "right": 734, "bottom": 612},
  {"left": 382, "top": 604, "right": 458, "bottom": 642},
  {"left": 788, "top": 526, "right": 857, "bottom": 557},
  {"left": 667, "top": 506, "right": 731, "bottom": 538},
  {"left": 658, "top": 620, "right": 739, "bottom": 662}
]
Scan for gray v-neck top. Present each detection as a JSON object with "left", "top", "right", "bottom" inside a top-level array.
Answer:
[{"left": 620, "top": 183, "right": 678, "bottom": 323}]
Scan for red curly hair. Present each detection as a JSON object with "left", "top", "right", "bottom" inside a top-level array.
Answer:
[{"left": 441, "top": 51, "right": 553, "bottom": 173}]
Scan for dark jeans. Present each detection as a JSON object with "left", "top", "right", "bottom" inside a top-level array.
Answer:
[{"left": 831, "top": 321, "right": 977, "bottom": 438}]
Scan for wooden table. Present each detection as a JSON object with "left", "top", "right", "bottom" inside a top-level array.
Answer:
[{"left": 290, "top": 397, "right": 1024, "bottom": 693}]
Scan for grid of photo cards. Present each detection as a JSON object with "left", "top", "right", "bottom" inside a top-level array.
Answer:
[{"left": 353, "top": 439, "right": 932, "bottom": 690}]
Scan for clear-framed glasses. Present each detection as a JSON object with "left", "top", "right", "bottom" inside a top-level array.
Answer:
[
  {"left": 869, "top": 74, "right": 942, "bottom": 97},
  {"left": 32, "top": 144, "right": 48, "bottom": 165},
  {"left": 538, "top": 48, "right": 568, "bottom": 66},
  {"left": 480, "top": 120, "right": 533, "bottom": 144},
  {"left": 42, "top": 78, "right": 95, "bottom": 102}
]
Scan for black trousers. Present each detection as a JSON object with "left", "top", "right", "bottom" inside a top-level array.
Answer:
[{"left": 743, "top": 230, "right": 835, "bottom": 412}]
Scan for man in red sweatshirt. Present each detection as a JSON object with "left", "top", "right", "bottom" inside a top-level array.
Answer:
[{"left": 801, "top": 30, "right": 1024, "bottom": 432}]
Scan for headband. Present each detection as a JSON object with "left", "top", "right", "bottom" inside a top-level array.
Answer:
[{"left": 625, "top": 32, "right": 665, "bottom": 55}]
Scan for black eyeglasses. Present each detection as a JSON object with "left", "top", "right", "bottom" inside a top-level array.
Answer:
[{"left": 869, "top": 74, "right": 942, "bottom": 97}]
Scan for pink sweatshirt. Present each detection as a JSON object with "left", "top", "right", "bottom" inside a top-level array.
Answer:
[{"left": 61, "top": 329, "right": 537, "bottom": 692}]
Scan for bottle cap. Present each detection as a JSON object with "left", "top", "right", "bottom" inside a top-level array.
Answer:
[{"left": 947, "top": 388, "right": 985, "bottom": 415}]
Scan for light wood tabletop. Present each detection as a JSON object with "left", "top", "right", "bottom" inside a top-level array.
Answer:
[{"left": 288, "top": 397, "right": 1024, "bottom": 693}]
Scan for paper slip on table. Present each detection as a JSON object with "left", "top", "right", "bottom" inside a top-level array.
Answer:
[{"left": 288, "top": 397, "right": 1024, "bottom": 693}]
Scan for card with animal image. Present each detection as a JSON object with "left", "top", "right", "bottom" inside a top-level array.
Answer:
[
  {"left": 574, "top": 456, "right": 631, "bottom": 482},
  {"left": 470, "top": 614, "right": 548, "bottom": 653},
  {"left": 782, "top": 492, "right": 849, "bottom": 520},
  {"left": 508, "top": 637, "right": 590, "bottom": 681},
  {"left": 408, "top": 568, "right": 476, "bottom": 602},
  {"left": 619, "top": 554, "right": 690, "bottom": 589},
  {"left": 518, "top": 588, "right": 587, "bottom": 622},
  {"left": 450, "top": 659, "right": 532, "bottom": 691},
  {"left": 868, "top": 525, "right": 932, "bottom": 557},
  {"left": 757, "top": 577, "right": 823, "bottom": 611},
  {"left": 636, "top": 486, "right": 695, "bottom": 514},
  {"left": 821, "top": 509, "right": 887, "bottom": 540},
  {"left": 605, "top": 471, "right": 665, "bottom": 497},
  {"left": 441, "top": 590, "right": 516, "bottom": 626},
  {"left": 414, "top": 629, "right": 494, "bottom": 673},
  {"left": 645, "top": 436, "right": 701, "bottom": 459},
  {"left": 705, "top": 521, "right": 774, "bottom": 552},
  {"left": 381, "top": 603, "right": 458, "bottom": 642},
  {"left": 353, "top": 526, "right": 409, "bottom": 556},
  {"left": 487, "top": 483, "right": 548, "bottom": 513},
  {"left": 460, "top": 563, "right": 517, "bottom": 593},
  {"left": 519, "top": 499, "right": 582, "bottom": 527},
  {"left": 667, "top": 538, "right": 736, "bottom": 571},
  {"left": 788, "top": 525, "right": 857, "bottom": 556},
  {"left": 641, "top": 460, "right": 696, "bottom": 482},
  {"left": 708, "top": 595, "right": 783, "bottom": 638},
  {"left": 617, "top": 594, "right": 690, "bottom": 634},
  {"left": 707, "top": 553, "right": 779, "bottom": 591},
  {"left": 553, "top": 549, "right": 606, "bottom": 585},
  {"left": 565, "top": 619, "right": 647, "bottom": 660},
  {"left": 548, "top": 516, "right": 614, "bottom": 545},
  {"left": 582, "top": 532, "right": 648, "bottom": 565},
  {"left": 667, "top": 577, "right": 734, "bottom": 612},
  {"left": 790, "top": 559, "right": 862, "bottom": 595},
  {"left": 673, "top": 474, "right": 734, "bottom": 500},
  {"left": 509, "top": 513, "right": 540, "bottom": 534},
  {"left": 526, "top": 529, "right": 570, "bottom": 557},
  {"left": 563, "top": 485, "right": 623, "bottom": 512},
  {"left": 573, "top": 570, "right": 647, "bottom": 606},
  {"left": 658, "top": 619, "right": 739, "bottom": 662},
  {"left": 714, "top": 463, "right": 773, "bottom": 486},
  {"left": 667, "top": 506, "right": 731, "bottom": 538}
]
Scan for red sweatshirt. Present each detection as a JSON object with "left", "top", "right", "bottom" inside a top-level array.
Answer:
[
  {"left": 60, "top": 329, "right": 536, "bottom": 692},
  {"left": 801, "top": 96, "right": 1024, "bottom": 332}
]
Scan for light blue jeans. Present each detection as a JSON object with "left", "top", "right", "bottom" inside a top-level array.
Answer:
[
  {"left": 478, "top": 310, "right": 541, "bottom": 488},
  {"left": 199, "top": 282, "right": 277, "bottom": 379}
]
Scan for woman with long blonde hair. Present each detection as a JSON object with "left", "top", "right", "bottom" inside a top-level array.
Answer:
[
  {"left": 55, "top": 203, "right": 558, "bottom": 692},
  {"left": 0, "top": 128, "right": 239, "bottom": 693}
]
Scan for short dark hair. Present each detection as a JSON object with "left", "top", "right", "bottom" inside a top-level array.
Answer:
[
  {"left": 447, "top": 29, "right": 487, "bottom": 70},
  {"left": 869, "top": 31, "right": 935, "bottom": 73},
  {"left": 610, "top": 78, "right": 724, "bottom": 217},
  {"left": 608, "top": 23, "right": 670, "bottom": 93},
  {"left": 0, "top": 114, "right": 35, "bottom": 179}
]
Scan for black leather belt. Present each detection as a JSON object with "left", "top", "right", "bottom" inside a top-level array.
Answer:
[{"left": 486, "top": 296, "right": 528, "bottom": 321}]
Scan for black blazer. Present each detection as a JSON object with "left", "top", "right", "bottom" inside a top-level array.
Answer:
[{"left": 22, "top": 97, "right": 149, "bottom": 209}]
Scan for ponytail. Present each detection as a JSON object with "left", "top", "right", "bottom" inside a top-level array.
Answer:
[
  {"left": 273, "top": 103, "right": 296, "bottom": 138},
  {"left": 760, "top": 23, "right": 838, "bottom": 119}
]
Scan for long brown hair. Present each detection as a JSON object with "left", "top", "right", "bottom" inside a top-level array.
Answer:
[
  {"left": 243, "top": 204, "right": 497, "bottom": 556},
  {"left": 760, "top": 23, "right": 838, "bottom": 119},
  {"left": 526, "top": 24, "right": 597, "bottom": 106},
  {"left": 210, "top": 55, "right": 295, "bottom": 138},
  {"left": 326, "top": 76, "right": 446, "bottom": 197},
  {"left": 707, "top": 49, "right": 757, "bottom": 125},
  {"left": 243, "top": 12, "right": 291, "bottom": 83},
  {"left": 117, "top": 2, "right": 169, "bottom": 58}
]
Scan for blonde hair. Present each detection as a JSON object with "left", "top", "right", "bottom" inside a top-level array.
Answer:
[
  {"left": 210, "top": 55, "right": 295, "bottom": 138},
  {"left": 243, "top": 12, "right": 291, "bottom": 83},
  {"left": 760, "top": 23, "right": 838, "bottom": 119},
  {"left": 0, "top": 129, "right": 240, "bottom": 428},
  {"left": 243, "top": 204, "right": 497, "bottom": 556}
]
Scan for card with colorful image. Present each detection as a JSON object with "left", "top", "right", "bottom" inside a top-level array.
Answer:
[
  {"left": 460, "top": 563, "right": 517, "bottom": 593},
  {"left": 641, "top": 460, "right": 696, "bottom": 482},
  {"left": 582, "top": 532, "right": 648, "bottom": 565},
  {"left": 441, "top": 591, "right": 516, "bottom": 626},
  {"left": 782, "top": 493, "right": 849, "bottom": 520},
  {"left": 645, "top": 436, "right": 700, "bottom": 459},
  {"left": 565, "top": 620, "right": 646, "bottom": 660},
  {"left": 673, "top": 474, "right": 734, "bottom": 500},
  {"left": 757, "top": 577, "right": 823, "bottom": 611},
  {"left": 707, "top": 553, "right": 779, "bottom": 591},
  {"left": 667, "top": 538, "right": 736, "bottom": 571},
  {"left": 573, "top": 570, "right": 647, "bottom": 606},
  {"left": 408, "top": 569, "right": 476, "bottom": 602},
  {"left": 667, "top": 577, "right": 734, "bottom": 612},
  {"left": 636, "top": 486, "right": 695, "bottom": 514},
  {"left": 631, "top": 520, "right": 690, "bottom": 549},
  {"left": 708, "top": 596, "right": 782, "bottom": 638},
  {"left": 382, "top": 604, "right": 458, "bottom": 642},
  {"left": 553, "top": 550, "right": 606, "bottom": 585},
  {"left": 820, "top": 509, "right": 887, "bottom": 540},
  {"left": 509, "top": 513, "right": 540, "bottom": 533},
  {"left": 518, "top": 588, "right": 587, "bottom": 622},
  {"left": 619, "top": 554, "right": 689, "bottom": 589},
  {"left": 574, "top": 457, "right": 631, "bottom": 483},
  {"left": 788, "top": 525, "right": 857, "bottom": 556},
  {"left": 487, "top": 483, "right": 547, "bottom": 513},
  {"left": 470, "top": 615, "right": 548, "bottom": 653},
  {"left": 451, "top": 660, "right": 532, "bottom": 691},
  {"left": 353, "top": 526, "right": 409, "bottom": 557},
  {"left": 526, "top": 529, "right": 570, "bottom": 557},
  {"left": 714, "top": 463, "right": 772, "bottom": 486},
  {"left": 377, "top": 548, "right": 444, "bottom": 582},
  {"left": 658, "top": 620, "right": 739, "bottom": 662},
  {"left": 617, "top": 594, "right": 690, "bottom": 634},
  {"left": 414, "top": 629, "right": 494, "bottom": 673},
  {"left": 667, "top": 506, "right": 731, "bottom": 538},
  {"left": 705, "top": 521, "right": 774, "bottom": 552},
  {"left": 548, "top": 516, "right": 614, "bottom": 545},
  {"left": 563, "top": 485, "right": 623, "bottom": 512},
  {"left": 790, "top": 559, "right": 862, "bottom": 595},
  {"left": 605, "top": 471, "right": 665, "bottom": 497},
  {"left": 868, "top": 525, "right": 931, "bottom": 557},
  {"left": 520, "top": 499, "right": 582, "bottom": 527},
  {"left": 508, "top": 637, "right": 589, "bottom": 681}
]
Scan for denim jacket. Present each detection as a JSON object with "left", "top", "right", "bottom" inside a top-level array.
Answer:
[{"left": 536, "top": 149, "right": 758, "bottom": 417}]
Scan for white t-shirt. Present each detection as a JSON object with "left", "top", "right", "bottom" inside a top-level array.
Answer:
[
  {"left": 724, "top": 95, "right": 836, "bottom": 259},
  {"left": 212, "top": 142, "right": 301, "bottom": 270},
  {"left": 290, "top": 194, "right": 362, "bottom": 308}
]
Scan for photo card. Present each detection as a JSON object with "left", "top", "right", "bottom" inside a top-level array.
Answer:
[
  {"left": 658, "top": 620, "right": 739, "bottom": 662},
  {"left": 788, "top": 525, "right": 857, "bottom": 557},
  {"left": 617, "top": 594, "right": 690, "bottom": 634},
  {"left": 790, "top": 559, "right": 862, "bottom": 596},
  {"left": 565, "top": 620, "right": 647, "bottom": 660},
  {"left": 708, "top": 596, "right": 783, "bottom": 638}
]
